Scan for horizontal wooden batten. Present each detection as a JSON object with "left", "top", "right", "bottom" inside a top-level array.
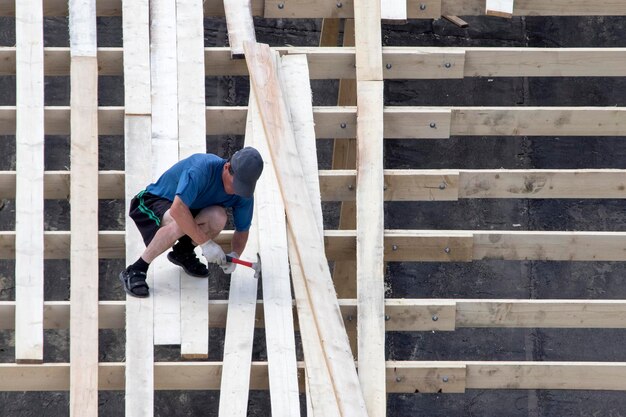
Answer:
[
  {"left": 4, "top": 299, "right": 623, "bottom": 331},
  {"left": 2, "top": 47, "right": 626, "bottom": 78},
  {"left": 3, "top": 169, "right": 623, "bottom": 201},
  {"left": 0, "top": 106, "right": 624, "bottom": 138},
  {"left": 2, "top": 361, "right": 626, "bottom": 392},
  {"left": 2, "top": 0, "right": 625, "bottom": 17},
  {"left": 2, "top": 230, "right": 626, "bottom": 261}
]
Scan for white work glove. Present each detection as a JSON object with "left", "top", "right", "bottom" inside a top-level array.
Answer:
[
  {"left": 200, "top": 240, "right": 226, "bottom": 265},
  {"left": 220, "top": 251, "right": 238, "bottom": 275}
]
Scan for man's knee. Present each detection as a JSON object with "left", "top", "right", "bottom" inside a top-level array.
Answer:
[{"left": 197, "top": 206, "right": 227, "bottom": 234}]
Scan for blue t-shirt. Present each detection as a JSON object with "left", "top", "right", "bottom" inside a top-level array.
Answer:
[{"left": 145, "top": 153, "right": 254, "bottom": 232}]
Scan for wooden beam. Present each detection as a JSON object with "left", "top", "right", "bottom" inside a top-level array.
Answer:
[
  {"left": 3, "top": 0, "right": 626, "bottom": 17},
  {"left": 4, "top": 47, "right": 626, "bottom": 78},
  {"left": 2, "top": 106, "right": 626, "bottom": 137},
  {"left": 486, "top": 0, "right": 514, "bottom": 18},
  {"left": 442, "top": 15, "right": 468, "bottom": 27},
  {"left": 223, "top": 0, "right": 256, "bottom": 57},
  {"left": 353, "top": 0, "right": 382, "bottom": 81},
  {"left": 217, "top": 94, "right": 261, "bottom": 417},
  {"left": 356, "top": 80, "right": 386, "bottom": 417},
  {"left": 245, "top": 42, "right": 367, "bottom": 417},
  {"left": 381, "top": 0, "right": 407, "bottom": 20},
  {"left": 5, "top": 299, "right": 626, "bottom": 331},
  {"left": 122, "top": 1, "right": 154, "bottom": 413},
  {"left": 14, "top": 0, "right": 45, "bottom": 364},
  {"left": 176, "top": 0, "right": 209, "bottom": 360},
  {"left": 150, "top": 0, "right": 182, "bottom": 346},
  {"left": 69, "top": 0, "right": 99, "bottom": 414},
  {"left": 3, "top": 361, "right": 626, "bottom": 391}
]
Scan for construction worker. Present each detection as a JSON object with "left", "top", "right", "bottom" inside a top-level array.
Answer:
[{"left": 119, "top": 147, "right": 264, "bottom": 298}]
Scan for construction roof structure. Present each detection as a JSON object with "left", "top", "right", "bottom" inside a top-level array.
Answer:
[{"left": 1, "top": 0, "right": 626, "bottom": 416}]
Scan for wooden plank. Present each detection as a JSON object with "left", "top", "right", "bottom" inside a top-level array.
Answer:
[
  {"left": 5, "top": 47, "right": 626, "bottom": 78},
  {"left": 353, "top": 0, "right": 382, "bottom": 81},
  {"left": 176, "top": 0, "right": 209, "bottom": 360},
  {"left": 124, "top": 116, "right": 155, "bottom": 416},
  {"left": 245, "top": 42, "right": 367, "bottom": 417},
  {"left": 217, "top": 96, "right": 261, "bottom": 417},
  {"left": 385, "top": 299, "right": 457, "bottom": 331},
  {"left": 122, "top": 0, "right": 150, "bottom": 114},
  {"left": 459, "top": 169, "right": 626, "bottom": 199},
  {"left": 223, "top": 0, "right": 256, "bottom": 57},
  {"left": 151, "top": 0, "right": 182, "bottom": 346},
  {"left": 486, "top": 0, "right": 514, "bottom": 17},
  {"left": 261, "top": 54, "right": 309, "bottom": 417},
  {"left": 356, "top": 81, "right": 386, "bottom": 417},
  {"left": 3, "top": 106, "right": 626, "bottom": 137},
  {"left": 69, "top": 1, "right": 99, "bottom": 411},
  {"left": 14, "top": 0, "right": 45, "bottom": 364},
  {"left": 5, "top": 361, "right": 626, "bottom": 392},
  {"left": 442, "top": 15, "right": 468, "bottom": 27},
  {"left": 381, "top": 0, "right": 407, "bottom": 20},
  {"left": 7, "top": 230, "right": 626, "bottom": 262},
  {"left": 388, "top": 361, "right": 466, "bottom": 393},
  {"left": 4, "top": 0, "right": 626, "bottom": 18}
]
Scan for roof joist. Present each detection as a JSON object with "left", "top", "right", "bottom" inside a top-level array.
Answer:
[
  {"left": 2, "top": 47, "right": 626, "bottom": 78},
  {"left": 2, "top": 361, "right": 626, "bottom": 392},
  {"left": 1, "top": 106, "right": 624, "bottom": 137},
  {"left": 3, "top": 299, "right": 626, "bottom": 331},
  {"left": 1, "top": 0, "right": 626, "bottom": 17},
  {"left": 2, "top": 230, "right": 626, "bottom": 261},
  {"left": 2, "top": 169, "right": 625, "bottom": 201}
]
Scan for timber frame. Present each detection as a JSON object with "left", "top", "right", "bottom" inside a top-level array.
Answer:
[{"left": 1, "top": 1, "right": 626, "bottom": 416}]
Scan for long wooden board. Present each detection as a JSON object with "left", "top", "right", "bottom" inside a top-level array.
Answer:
[
  {"left": 176, "top": 0, "right": 209, "bottom": 360},
  {"left": 150, "top": 0, "right": 182, "bottom": 345},
  {"left": 217, "top": 95, "right": 260, "bottom": 417},
  {"left": 486, "top": 0, "right": 514, "bottom": 18},
  {"left": 14, "top": 0, "right": 45, "bottom": 364},
  {"left": 68, "top": 2, "right": 99, "bottom": 414},
  {"left": 245, "top": 41, "right": 367, "bottom": 417},
  {"left": 223, "top": 0, "right": 256, "bottom": 57},
  {"left": 122, "top": 0, "right": 154, "bottom": 413}
]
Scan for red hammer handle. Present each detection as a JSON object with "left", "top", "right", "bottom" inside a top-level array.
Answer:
[{"left": 225, "top": 254, "right": 254, "bottom": 268}]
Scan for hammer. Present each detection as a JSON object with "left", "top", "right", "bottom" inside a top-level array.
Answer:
[{"left": 225, "top": 253, "right": 262, "bottom": 279}]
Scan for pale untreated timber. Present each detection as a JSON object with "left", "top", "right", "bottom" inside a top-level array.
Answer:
[
  {"left": 15, "top": 0, "right": 45, "bottom": 364},
  {"left": 122, "top": 0, "right": 150, "bottom": 114},
  {"left": 2, "top": 106, "right": 626, "bottom": 137},
  {"left": 4, "top": 361, "right": 626, "bottom": 391},
  {"left": 356, "top": 80, "right": 386, "bottom": 417},
  {"left": 176, "top": 0, "right": 209, "bottom": 359},
  {"left": 485, "top": 0, "right": 514, "bottom": 18},
  {"left": 223, "top": 0, "right": 256, "bottom": 57},
  {"left": 5, "top": 299, "right": 626, "bottom": 331},
  {"left": 353, "top": 0, "right": 382, "bottom": 80},
  {"left": 3, "top": 0, "right": 626, "bottom": 17},
  {"left": 245, "top": 42, "right": 367, "bottom": 417},
  {"left": 381, "top": 0, "right": 407, "bottom": 20}
]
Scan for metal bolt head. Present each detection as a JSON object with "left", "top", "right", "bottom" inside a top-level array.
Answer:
[
  {"left": 439, "top": 182, "right": 446, "bottom": 190},
  {"left": 348, "top": 184, "right": 354, "bottom": 191},
  {"left": 278, "top": 2, "right": 284, "bottom": 9},
  {"left": 386, "top": 63, "right": 392, "bottom": 69},
  {"left": 385, "top": 315, "right": 390, "bottom": 321},
  {"left": 347, "top": 315, "right": 353, "bottom": 321},
  {"left": 336, "top": 2, "right": 343, "bottom": 8},
  {"left": 340, "top": 122, "right": 347, "bottom": 129},
  {"left": 392, "top": 244, "right": 398, "bottom": 251},
  {"left": 432, "top": 315, "right": 438, "bottom": 321},
  {"left": 429, "top": 122, "right": 436, "bottom": 128},
  {"left": 383, "top": 184, "right": 388, "bottom": 191},
  {"left": 442, "top": 376, "right": 449, "bottom": 383},
  {"left": 444, "top": 62, "right": 452, "bottom": 68},
  {"left": 395, "top": 376, "right": 403, "bottom": 382},
  {"left": 419, "top": 3, "right": 426, "bottom": 10},
  {"left": 444, "top": 247, "right": 450, "bottom": 253}
]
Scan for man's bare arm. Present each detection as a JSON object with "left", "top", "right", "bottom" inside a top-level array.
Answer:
[
  {"left": 169, "top": 196, "right": 209, "bottom": 244},
  {"left": 231, "top": 230, "right": 249, "bottom": 256}
]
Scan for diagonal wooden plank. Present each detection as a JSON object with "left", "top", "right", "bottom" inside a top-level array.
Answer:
[
  {"left": 14, "top": 0, "right": 45, "bottom": 364},
  {"left": 217, "top": 95, "right": 260, "bottom": 416},
  {"left": 150, "top": 0, "right": 182, "bottom": 345},
  {"left": 176, "top": 0, "right": 209, "bottom": 360},
  {"left": 244, "top": 41, "right": 367, "bottom": 417},
  {"left": 122, "top": 0, "right": 154, "bottom": 414},
  {"left": 223, "top": 0, "right": 257, "bottom": 57},
  {"left": 486, "top": 0, "right": 514, "bottom": 18},
  {"left": 68, "top": 1, "right": 99, "bottom": 414}
]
